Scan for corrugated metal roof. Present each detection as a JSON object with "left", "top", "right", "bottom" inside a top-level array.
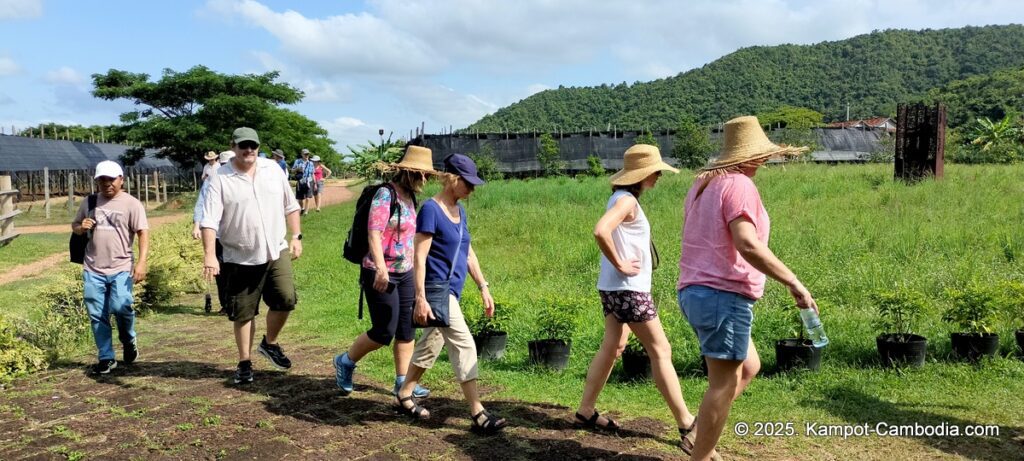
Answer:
[{"left": 0, "top": 135, "right": 175, "bottom": 172}]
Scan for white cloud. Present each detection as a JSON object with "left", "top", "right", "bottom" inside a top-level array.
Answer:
[
  {"left": 205, "top": 0, "right": 441, "bottom": 77},
  {"left": 525, "top": 84, "right": 551, "bottom": 97},
  {"left": 250, "top": 51, "right": 352, "bottom": 103},
  {"left": 0, "top": 56, "right": 19, "bottom": 76},
  {"left": 44, "top": 66, "right": 84, "bottom": 85},
  {"left": 389, "top": 82, "right": 497, "bottom": 128},
  {"left": 322, "top": 116, "right": 386, "bottom": 150},
  {"left": 0, "top": 0, "right": 42, "bottom": 20}
]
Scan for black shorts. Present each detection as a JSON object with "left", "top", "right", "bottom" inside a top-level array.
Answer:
[
  {"left": 296, "top": 182, "right": 312, "bottom": 200},
  {"left": 361, "top": 267, "right": 415, "bottom": 345},
  {"left": 222, "top": 250, "right": 297, "bottom": 323},
  {"left": 599, "top": 290, "right": 658, "bottom": 324}
]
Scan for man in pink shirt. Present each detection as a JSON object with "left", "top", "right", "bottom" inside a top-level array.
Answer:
[{"left": 677, "top": 116, "right": 818, "bottom": 461}]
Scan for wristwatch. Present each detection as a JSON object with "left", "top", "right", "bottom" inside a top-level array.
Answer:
[{"left": 292, "top": 233, "right": 303, "bottom": 241}]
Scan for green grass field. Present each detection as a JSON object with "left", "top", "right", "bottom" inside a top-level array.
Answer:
[
  {"left": 289, "top": 163, "right": 1024, "bottom": 458},
  {"left": 0, "top": 232, "right": 66, "bottom": 271}
]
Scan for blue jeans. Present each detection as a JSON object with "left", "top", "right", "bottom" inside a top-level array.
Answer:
[{"left": 83, "top": 271, "right": 136, "bottom": 361}]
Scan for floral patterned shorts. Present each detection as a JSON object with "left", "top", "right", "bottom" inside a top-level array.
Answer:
[{"left": 599, "top": 290, "right": 658, "bottom": 324}]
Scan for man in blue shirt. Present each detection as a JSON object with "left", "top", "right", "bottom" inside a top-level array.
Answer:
[
  {"left": 290, "top": 148, "right": 315, "bottom": 215},
  {"left": 272, "top": 149, "right": 288, "bottom": 173}
]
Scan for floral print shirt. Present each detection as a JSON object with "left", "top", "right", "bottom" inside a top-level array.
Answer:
[{"left": 361, "top": 185, "right": 416, "bottom": 273}]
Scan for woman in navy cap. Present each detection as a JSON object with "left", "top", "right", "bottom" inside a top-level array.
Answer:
[{"left": 395, "top": 154, "right": 507, "bottom": 435}]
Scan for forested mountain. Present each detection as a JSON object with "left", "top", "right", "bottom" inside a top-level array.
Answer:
[
  {"left": 925, "top": 67, "right": 1024, "bottom": 127},
  {"left": 465, "top": 25, "right": 1024, "bottom": 132}
]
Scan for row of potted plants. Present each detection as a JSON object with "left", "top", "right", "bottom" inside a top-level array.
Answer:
[{"left": 462, "top": 281, "right": 1024, "bottom": 375}]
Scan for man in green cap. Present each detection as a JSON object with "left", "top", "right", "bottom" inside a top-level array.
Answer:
[{"left": 200, "top": 127, "right": 304, "bottom": 384}]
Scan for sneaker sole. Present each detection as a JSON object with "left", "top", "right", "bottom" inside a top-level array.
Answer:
[
  {"left": 124, "top": 347, "right": 139, "bottom": 365},
  {"left": 233, "top": 376, "right": 253, "bottom": 384},
  {"left": 257, "top": 345, "right": 292, "bottom": 371},
  {"left": 94, "top": 361, "right": 118, "bottom": 375}
]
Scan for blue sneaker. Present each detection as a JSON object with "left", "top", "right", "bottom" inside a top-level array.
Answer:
[
  {"left": 393, "top": 375, "right": 431, "bottom": 399},
  {"left": 333, "top": 353, "right": 355, "bottom": 395}
]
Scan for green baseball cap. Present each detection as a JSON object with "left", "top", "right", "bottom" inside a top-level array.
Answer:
[{"left": 232, "top": 127, "right": 260, "bottom": 145}]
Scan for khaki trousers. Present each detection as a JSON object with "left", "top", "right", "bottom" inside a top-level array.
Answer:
[{"left": 411, "top": 294, "right": 479, "bottom": 382}]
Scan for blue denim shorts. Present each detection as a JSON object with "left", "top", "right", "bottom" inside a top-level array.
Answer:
[{"left": 678, "top": 285, "right": 755, "bottom": 361}]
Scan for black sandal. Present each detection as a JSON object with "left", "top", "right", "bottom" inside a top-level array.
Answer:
[
  {"left": 470, "top": 409, "right": 507, "bottom": 435},
  {"left": 574, "top": 409, "right": 620, "bottom": 431},
  {"left": 396, "top": 395, "right": 430, "bottom": 420}
]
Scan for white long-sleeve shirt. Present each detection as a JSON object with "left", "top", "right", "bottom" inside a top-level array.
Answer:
[{"left": 200, "top": 157, "right": 300, "bottom": 265}]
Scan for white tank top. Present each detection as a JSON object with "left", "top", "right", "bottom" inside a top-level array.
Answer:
[{"left": 597, "top": 190, "right": 652, "bottom": 292}]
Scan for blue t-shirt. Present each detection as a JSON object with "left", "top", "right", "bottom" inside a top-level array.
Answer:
[{"left": 416, "top": 199, "right": 471, "bottom": 300}]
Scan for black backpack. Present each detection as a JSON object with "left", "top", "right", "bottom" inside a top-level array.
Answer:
[
  {"left": 69, "top": 194, "right": 98, "bottom": 264},
  {"left": 343, "top": 183, "right": 417, "bottom": 317}
]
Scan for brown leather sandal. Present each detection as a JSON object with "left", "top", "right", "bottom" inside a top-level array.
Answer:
[
  {"left": 574, "top": 409, "right": 620, "bottom": 431},
  {"left": 679, "top": 422, "right": 723, "bottom": 460}
]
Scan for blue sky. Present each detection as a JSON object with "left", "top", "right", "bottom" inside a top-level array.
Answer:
[{"left": 2, "top": 0, "right": 1024, "bottom": 152}]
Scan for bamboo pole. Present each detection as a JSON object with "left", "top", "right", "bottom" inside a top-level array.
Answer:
[
  {"left": 144, "top": 174, "right": 150, "bottom": 207},
  {"left": 153, "top": 171, "right": 160, "bottom": 203},
  {"left": 67, "top": 172, "right": 74, "bottom": 209}
]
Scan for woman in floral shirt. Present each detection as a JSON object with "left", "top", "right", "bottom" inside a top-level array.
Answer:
[{"left": 333, "top": 145, "right": 437, "bottom": 399}]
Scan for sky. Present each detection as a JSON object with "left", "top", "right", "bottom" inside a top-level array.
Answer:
[{"left": 1, "top": 0, "right": 1023, "bottom": 152}]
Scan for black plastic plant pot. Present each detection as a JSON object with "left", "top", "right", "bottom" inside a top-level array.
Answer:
[
  {"left": 620, "top": 348, "right": 650, "bottom": 381},
  {"left": 1016, "top": 330, "right": 1024, "bottom": 357},
  {"left": 950, "top": 332, "right": 1000, "bottom": 361},
  {"left": 774, "top": 339, "right": 822, "bottom": 371},
  {"left": 473, "top": 331, "right": 508, "bottom": 360},
  {"left": 528, "top": 339, "right": 571, "bottom": 370},
  {"left": 876, "top": 333, "right": 928, "bottom": 368}
]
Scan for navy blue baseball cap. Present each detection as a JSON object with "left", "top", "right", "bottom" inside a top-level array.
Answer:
[{"left": 443, "top": 154, "right": 485, "bottom": 185}]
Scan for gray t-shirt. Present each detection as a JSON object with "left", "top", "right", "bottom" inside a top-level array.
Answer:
[{"left": 73, "top": 192, "right": 149, "bottom": 275}]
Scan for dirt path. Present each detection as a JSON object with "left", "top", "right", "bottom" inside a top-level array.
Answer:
[
  {"left": 0, "top": 304, "right": 684, "bottom": 460},
  {"left": 0, "top": 181, "right": 355, "bottom": 285}
]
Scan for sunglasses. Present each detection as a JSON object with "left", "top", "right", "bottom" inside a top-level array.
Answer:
[{"left": 238, "top": 141, "right": 259, "bottom": 150}]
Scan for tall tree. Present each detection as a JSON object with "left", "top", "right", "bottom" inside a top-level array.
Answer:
[
  {"left": 91, "top": 65, "right": 336, "bottom": 167},
  {"left": 672, "top": 118, "right": 716, "bottom": 170},
  {"left": 537, "top": 133, "right": 564, "bottom": 176}
]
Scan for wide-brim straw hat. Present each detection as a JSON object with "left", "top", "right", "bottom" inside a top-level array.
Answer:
[
  {"left": 609, "top": 144, "right": 679, "bottom": 185},
  {"left": 702, "top": 116, "right": 808, "bottom": 171},
  {"left": 391, "top": 145, "right": 438, "bottom": 174},
  {"left": 204, "top": 151, "right": 218, "bottom": 161}
]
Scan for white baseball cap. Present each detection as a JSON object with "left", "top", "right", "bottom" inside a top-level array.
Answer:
[
  {"left": 219, "top": 150, "right": 235, "bottom": 164},
  {"left": 94, "top": 160, "right": 124, "bottom": 179}
]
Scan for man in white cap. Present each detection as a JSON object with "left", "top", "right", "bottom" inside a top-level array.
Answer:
[
  {"left": 290, "top": 148, "right": 315, "bottom": 215},
  {"left": 71, "top": 160, "right": 149, "bottom": 375},
  {"left": 201, "top": 127, "right": 303, "bottom": 384},
  {"left": 192, "top": 151, "right": 235, "bottom": 315}
]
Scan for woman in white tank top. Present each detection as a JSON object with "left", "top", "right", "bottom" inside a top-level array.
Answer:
[{"left": 574, "top": 144, "right": 715, "bottom": 458}]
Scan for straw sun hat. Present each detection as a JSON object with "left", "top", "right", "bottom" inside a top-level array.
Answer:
[
  {"left": 391, "top": 145, "right": 438, "bottom": 174},
  {"left": 609, "top": 144, "right": 679, "bottom": 185},
  {"left": 701, "top": 116, "right": 808, "bottom": 172},
  {"left": 204, "top": 151, "right": 218, "bottom": 161}
]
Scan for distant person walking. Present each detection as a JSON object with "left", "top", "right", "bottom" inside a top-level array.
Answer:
[
  {"left": 574, "top": 144, "right": 713, "bottom": 457},
  {"left": 291, "top": 148, "right": 315, "bottom": 215},
  {"left": 192, "top": 150, "right": 235, "bottom": 315},
  {"left": 333, "top": 145, "right": 436, "bottom": 399},
  {"left": 678, "top": 116, "right": 817, "bottom": 461},
  {"left": 395, "top": 154, "right": 507, "bottom": 435},
  {"left": 200, "top": 127, "right": 303, "bottom": 385},
  {"left": 272, "top": 149, "right": 288, "bottom": 173},
  {"left": 201, "top": 151, "right": 218, "bottom": 182},
  {"left": 71, "top": 160, "right": 149, "bottom": 375},
  {"left": 311, "top": 156, "right": 332, "bottom": 212}
]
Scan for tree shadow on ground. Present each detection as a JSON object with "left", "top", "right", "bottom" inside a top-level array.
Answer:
[
  {"left": 808, "top": 385, "right": 1024, "bottom": 461},
  {"left": 79, "top": 359, "right": 683, "bottom": 456}
]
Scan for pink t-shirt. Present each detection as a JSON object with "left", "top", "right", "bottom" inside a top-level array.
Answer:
[
  {"left": 361, "top": 185, "right": 416, "bottom": 273},
  {"left": 314, "top": 165, "right": 324, "bottom": 181},
  {"left": 677, "top": 173, "right": 770, "bottom": 300}
]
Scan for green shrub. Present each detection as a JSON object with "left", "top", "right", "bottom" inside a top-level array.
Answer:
[
  {"left": 585, "top": 155, "right": 605, "bottom": 177},
  {"left": 0, "top": 315, "right": 48, "bottom": 384},
  {"left": 992, "top": 280, "right": 1024, "bottom": 328},
  {"left": 16, "top": 267, "right": 90, "bottom": 362},
  {"left": 534, "top": 295, "right": 581, "bottom": 340},
  {"left": 537, "top": 133, "right": 565, "bottom": 177},
  {"left": 624, "top": 333, "right": 645, "bottom": 354},
  {"left": 871, "top": 287, "right": 929, "bottom": 335},
  {"left": 943, "top": 284, "right": 999, "bottom": 334},
  {"left": 465, "top": 300, "right": 509, "bottom": 335},
  {"left": 469, "top": 145, "right": 505, "bottom": 181},
  {"left": 137, "top": 221, "right": 204, "bottom": 310}
]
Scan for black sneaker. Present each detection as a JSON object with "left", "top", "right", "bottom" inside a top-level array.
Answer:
[
  {"left": 91, "top": 359, "right": 117, "bottom": 375},
  {"left": 123, "top": 340, "right": 139, "bottom": 365},
  {"left": 257, "top": 336, "right": 292, "bottom": 370},
  {"left": 234, "top": 361, "right": 253, "bottom": 384}
]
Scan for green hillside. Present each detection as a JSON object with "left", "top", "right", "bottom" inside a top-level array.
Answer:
[{"left": 466, "top": 25, "right": 1024, "bottom": 132}]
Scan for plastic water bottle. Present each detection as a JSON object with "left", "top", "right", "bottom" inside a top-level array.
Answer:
[{"left": 799, "top": 308, "right": 829, "bottom": 348}]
